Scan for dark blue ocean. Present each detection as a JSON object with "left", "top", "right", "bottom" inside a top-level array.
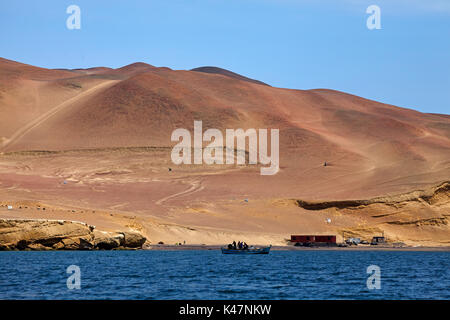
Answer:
[{"left": 0, "top": 250, "right": 448, "bottom": 300}]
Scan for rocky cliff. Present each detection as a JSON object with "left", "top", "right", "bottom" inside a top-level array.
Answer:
[{"left": 0, "top": 219, "right": 147, "bottom": 250}]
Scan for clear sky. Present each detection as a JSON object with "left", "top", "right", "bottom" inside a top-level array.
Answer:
[{"left": 1, "top": 0, "right": 449, "bottom": 114}]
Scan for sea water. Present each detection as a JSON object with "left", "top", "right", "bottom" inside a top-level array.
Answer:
[{"left": 0, "top": 250, "right": 448, "bottom": 299}]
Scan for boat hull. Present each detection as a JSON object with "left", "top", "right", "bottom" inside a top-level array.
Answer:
[{"left": 221, "top": 246, "right": 271, "bottom": 254}]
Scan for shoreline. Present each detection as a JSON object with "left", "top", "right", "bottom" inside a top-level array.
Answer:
[
  {"left": 1, "top": 245, "right": 449, "bottom": 252},
  {"left": 145, "top": 244, "right": 450, "bottom": 252},
  {"left": 2, "top": 218, "right": 449, "bottom": 252}
]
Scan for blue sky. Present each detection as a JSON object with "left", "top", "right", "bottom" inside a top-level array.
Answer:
[{"left": 1, "top": 0, "right": 449, "bottom": 114}]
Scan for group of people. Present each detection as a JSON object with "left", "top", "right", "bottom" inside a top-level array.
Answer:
[{"left": 227, "top": 241, "right": 249, "bottom": 250}]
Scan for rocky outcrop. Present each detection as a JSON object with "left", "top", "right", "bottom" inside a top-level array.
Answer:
[
  {"left": 0, "top": 219, "right": 147, "bottom": 250},
  {"left": 296, "top": 181, "right": 449, "bottom": 210},
  {"left": 93, "top": 230, "right": 124, "bottom": 249},
  {"left": 0, "top": 219, "right": 94, "bottom": 250},
  {"left": 121, "top": 231, "right": 147, "bottom": 248},
  {"left": 93, "top": 230, "right": 146, "bottom": 249}
]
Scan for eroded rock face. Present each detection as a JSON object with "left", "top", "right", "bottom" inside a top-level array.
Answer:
[
  {"left": 0, "top": 219, "right": 94, "bottom": 250},
  {"left": 93, "top": 230, "right": 124, "bottom": 249},
  {"left": 121, "top": 231, "right": 146, "bottom": 248},
  {"left": 0, "top": 219, "right": 147, "bottom": 250}
]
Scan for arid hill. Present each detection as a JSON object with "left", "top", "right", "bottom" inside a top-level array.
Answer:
[
  {"left": 191, "top": 66, "right": 269, "bottom": 86},
  {"left": 0, "top": 57, "right": 449, "bottom": 246}
]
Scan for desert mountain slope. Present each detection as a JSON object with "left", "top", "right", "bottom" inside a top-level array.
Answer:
[
  {"left": 1, "top": 58, "right": 448, "bottom": 191},
  {"left": 0, "top": 58, "right": 449, "bottom": 245},
  {"left": 191, "top": 66, "right": 269, "bottom": 86}
]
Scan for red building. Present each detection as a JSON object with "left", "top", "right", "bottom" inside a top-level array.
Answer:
[{"left": 290, "top": 235, "right": 336, "bottom": 246}]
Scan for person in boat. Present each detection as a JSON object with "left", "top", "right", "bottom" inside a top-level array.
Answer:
[
  {"left": 243, "top": 242, "right": 248, "bottom": 250},
  {"left": 232, "top": 241, "right": 237, "bottom": 249}
]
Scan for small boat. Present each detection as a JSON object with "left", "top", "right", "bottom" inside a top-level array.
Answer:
[{"left": 221, "top": 245, "right": 271, "bottom": 254}]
